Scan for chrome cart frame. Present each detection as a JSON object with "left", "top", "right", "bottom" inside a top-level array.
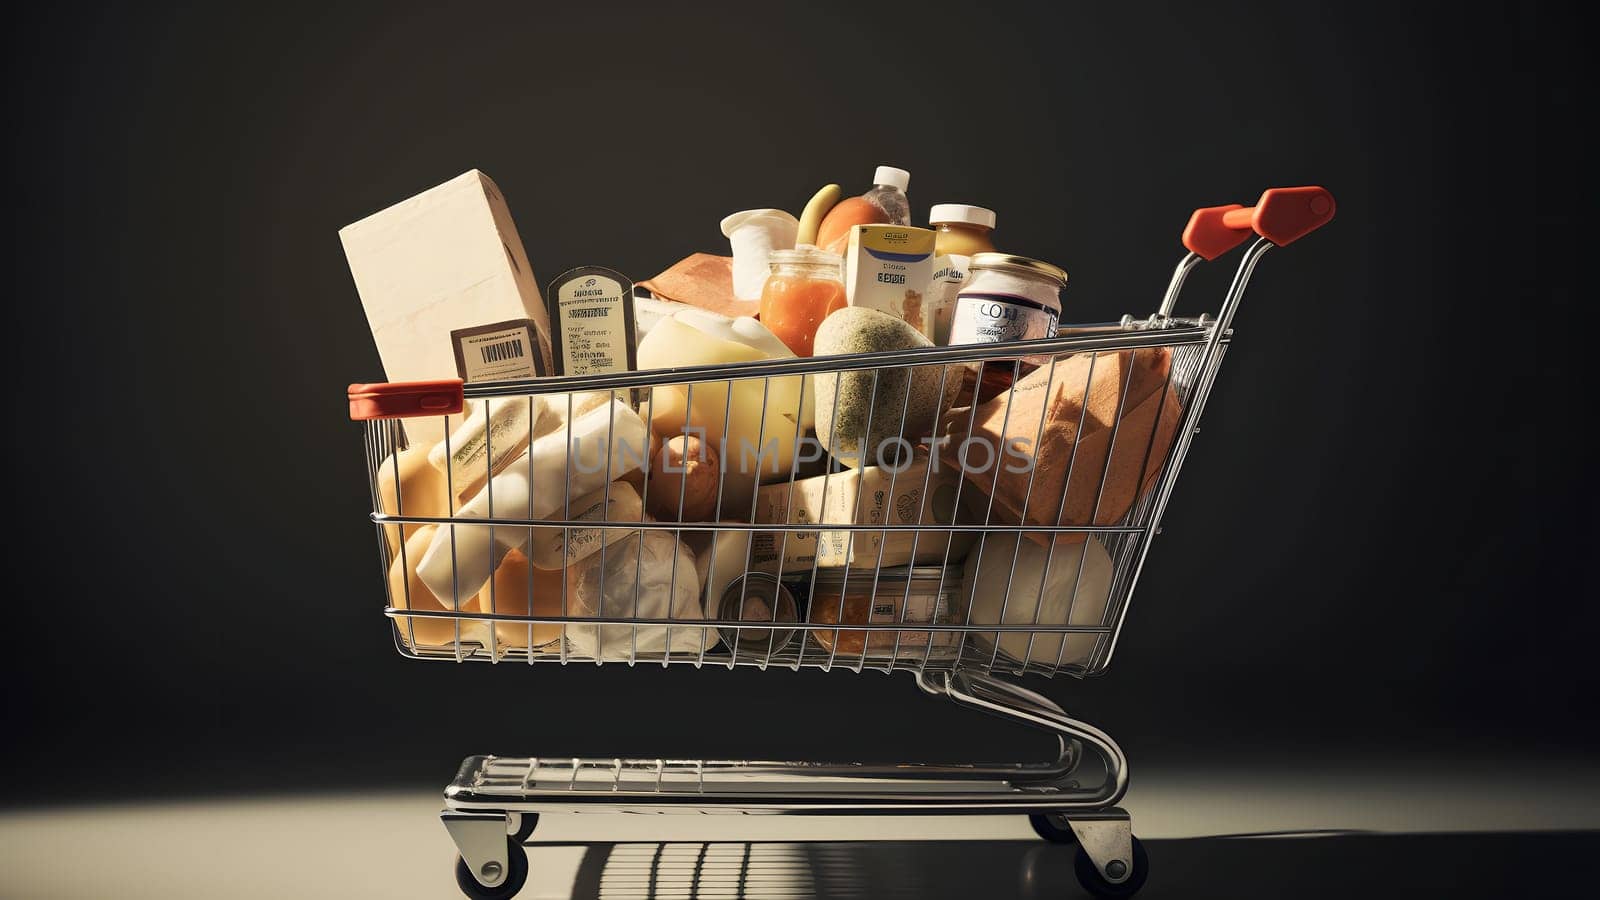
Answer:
[{"left": 349, "top": 187, "right": 1334, "bottom": 898}]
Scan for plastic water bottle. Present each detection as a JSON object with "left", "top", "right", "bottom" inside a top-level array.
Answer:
[{"left": 862, "top": 165, "right": 911, "bottom": 226}]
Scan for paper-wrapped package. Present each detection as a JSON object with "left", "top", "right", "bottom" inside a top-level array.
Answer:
[
  {"left": 414, "top": 399, "right": 649, "bottom": 606},
  {"left": 430, "top": 391, "right": 615, "bottom": 504},
  {"left": 429, "top": 396, "right": 545, "bottom": 503},
  {"left": 638, "top": 253, "right": 758, "bottom": 318},
  {"left": 526, "top": 482, "right": 645, "bottom": 570},
  {"left": 563, "top": 529, "right": 713, "bottom": 661},
  {"left": 940, "top": 349, "right": 1182, "bottom": 544},
  {"left": 959, "top": 533, "right": 1114, "bottom": 668}
]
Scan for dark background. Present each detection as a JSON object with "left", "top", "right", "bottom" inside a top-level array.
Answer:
[{"left": 3, "top": 0, "right": 1587, "bottom": 803}]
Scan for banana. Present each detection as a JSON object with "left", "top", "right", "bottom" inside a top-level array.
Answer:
[{"left": 796, "top": 183, "right": 842, "bottom": 246}]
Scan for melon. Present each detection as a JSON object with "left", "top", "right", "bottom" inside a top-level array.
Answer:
[{"left": 812, "top": 307, "right": 951, "bottom": 468}]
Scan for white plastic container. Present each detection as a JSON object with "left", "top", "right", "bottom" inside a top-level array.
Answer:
[{"left": 721, "top": 209, "right": 799, "bottom": 301}]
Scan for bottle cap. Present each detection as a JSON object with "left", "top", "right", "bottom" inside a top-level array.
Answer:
[
  {"left": 872, "top": 166, "right": 910, "bottom": 191},
  {"left": 929, "top": 204, "right": 996, "bottom": 229}
]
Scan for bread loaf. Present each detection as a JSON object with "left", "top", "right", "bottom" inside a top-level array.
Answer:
[
  {"left": 644, "top": 435, "right": 720, "bottom": 522},
  {"left": 376, "top": 445, "right": 452, "bottom": 553},
  {"left": 476, "top": 548, "right": 566, "bottom": 649},
  {"left": 388, "top": 525, "right": 477, "bottom": 647}
]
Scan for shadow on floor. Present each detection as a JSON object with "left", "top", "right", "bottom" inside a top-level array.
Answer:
[{"left": 553, "top": 831, "right": 1600, "bottom": 899}]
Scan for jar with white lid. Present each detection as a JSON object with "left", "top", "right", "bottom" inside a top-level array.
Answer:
[
  {"left": 929, "top": 203, "right": 997, "bottom": 256},
  {"left": 949, "top": 253, "right": 1069, "bottom": 345}
]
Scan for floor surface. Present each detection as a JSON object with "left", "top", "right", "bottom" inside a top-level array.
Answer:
[{"left": 3, "top": 763, "right": 1597, "bottom": 898}]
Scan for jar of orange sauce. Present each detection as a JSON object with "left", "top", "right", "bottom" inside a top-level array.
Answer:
[{"left": 759, "top": 248, "right": 846, "bottom": 357}]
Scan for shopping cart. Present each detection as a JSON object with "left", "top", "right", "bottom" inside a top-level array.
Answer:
[{"left": 347, "top": 186, "right": 1334, "bottom": 898}]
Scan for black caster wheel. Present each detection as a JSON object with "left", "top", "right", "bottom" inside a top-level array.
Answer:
[
  {"left": 1029, "top": 812, "right": 1077, "bottom": 844},
  {"left": 510, "top": 812, "right": 539, "bottom": 844},
  {"left": 1074, "top": 835, "right": 1148, "bottom": 898},
  {"left": 454, "top": 836, "right": 529, "bottom": 900}
]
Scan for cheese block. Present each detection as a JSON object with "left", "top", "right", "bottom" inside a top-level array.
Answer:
[
  {"left": 637, "top": 312, "right": 814, "bottom": 515},
  {"left": 340, "top": 170, "right": 554, "bottom": 445}
]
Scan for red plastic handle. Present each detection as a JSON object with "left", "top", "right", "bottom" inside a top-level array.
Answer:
[
  {"left": 348, "top": 379, "right": 464, "bottom": 421},
  {"left": 1182, "top": 186, "right": 1336, "bottom": 260}
]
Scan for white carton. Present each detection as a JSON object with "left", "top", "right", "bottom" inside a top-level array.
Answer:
[
  {"left": 844, "top": 225, "right": 936, "bottom": 338},
  {"left": 924, "top": 253, "right": 972, "bottom": 346},
  {"left": 749, "top": 459, "right": 981, "bottom": 572},
  {"left": 340, "top": 170, "right": 554, "bottom": 444}
]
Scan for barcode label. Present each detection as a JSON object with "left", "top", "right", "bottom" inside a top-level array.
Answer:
[
  {"left": 452, "top": 320, "right": 542, "bottom": 383},
  {"left": 480, "top": 339, "right": 525, "bottom": 364}
]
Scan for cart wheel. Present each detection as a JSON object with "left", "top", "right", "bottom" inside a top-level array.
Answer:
[
  {"left": 1028, "top": 812, "right": 1077, "bottom": 844},
  {"left": 454, "top": 837, "right": 528, "bottom": 900},
  {"left": 1074, "top": 836, "right": 1148, "bottom": 898},
  {"left": 510, "top": 812, "right": 539, "bottom": 844}
]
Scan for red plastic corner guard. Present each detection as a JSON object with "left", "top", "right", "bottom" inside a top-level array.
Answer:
[
  {"left": 348, "top": 379, "right": 465, "bottom": 421},
  {"left": 1182, "top": 186, "right": 1336, "bottom": 260}
]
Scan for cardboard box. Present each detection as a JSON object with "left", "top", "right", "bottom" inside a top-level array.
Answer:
[
  {"left": 845, "top": 225, "right": 936, "bottom": 337},
  {"left": 340, "top": 170, "right": 554, "bottom": 444}
]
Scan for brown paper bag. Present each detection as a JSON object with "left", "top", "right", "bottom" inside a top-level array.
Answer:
[
  {"left": 638, "top": 253, "right": 760, "bottom": 319},
  {"left": 940, "top": 349, "right": 1183, "bottom": 543}
]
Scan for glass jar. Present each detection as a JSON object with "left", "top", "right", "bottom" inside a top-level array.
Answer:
[
  {"left": 807, "top": 566, "right": 962, "bottom": 658},
  {"left": 950, "top": 253, "right": 1068, "bottom": 346},
  {"left": 950, "top": 253, "right": 1069, "bottom": 403},
  {"left": 929, "top": 203, "right": 997, "bottom": 256},
  {"left": 758, "top": 247, "right": 847, "bottom": 357}
]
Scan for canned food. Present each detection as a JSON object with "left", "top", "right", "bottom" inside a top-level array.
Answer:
[
  {"left": 717, "top": 573, "right": 800, "bottom": 654},
  {"left": 807, "top": 566, "right": 963, "bottom": 657}
]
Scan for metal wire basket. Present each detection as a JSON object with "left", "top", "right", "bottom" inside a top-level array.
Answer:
[{"left": 362, "top": 326, "right": 1217, "bottom": 679}]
